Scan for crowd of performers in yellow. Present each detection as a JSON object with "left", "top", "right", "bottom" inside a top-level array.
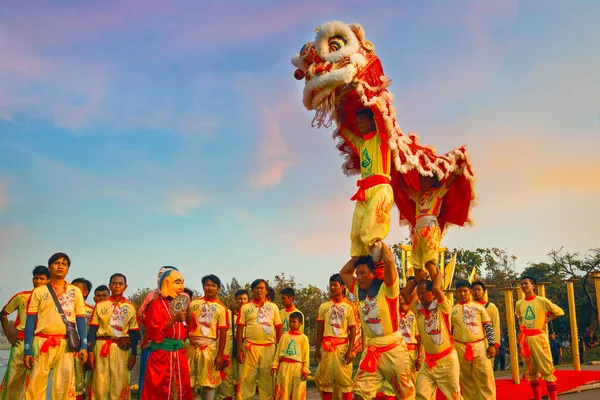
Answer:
[{"left": 0, "top": 249, "right": 565, "bottom": 400}]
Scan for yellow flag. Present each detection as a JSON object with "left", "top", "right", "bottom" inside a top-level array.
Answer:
[
  {"left": 469, "top": 266, "right": 478, "bottom": 284},
  {"left": 443, "top": 254, "right": 457, "bottom": 289}
]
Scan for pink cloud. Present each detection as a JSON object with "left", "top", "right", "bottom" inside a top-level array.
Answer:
[
  {"left": 166, "top": 188, "right": 207, "bottom": 216},
  {"left": 250, "top": 106, "right": 296, "bottom": 190}
]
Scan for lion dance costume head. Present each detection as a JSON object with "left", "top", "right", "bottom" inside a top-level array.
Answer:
[{"left": 292, "top": 21, "right": 476, "bottom": 232}]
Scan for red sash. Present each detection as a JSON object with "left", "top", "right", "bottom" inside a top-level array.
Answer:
[
  {"left": 424, "top": 346, "right": 454, "bottom": 368},
  {"left": 519, "top": 327, "right": 544, "bottom": 357},
  {"left": 359, "top": 342, "right": 399, "bottom": 373},
  {"left": 322, "top": 337, "right": 349, "bottom": 352},
  {"left": 455, "top": 338, "right": 485, "bottom": 362},
  {"left": 36, "top": 333, "right": 67, "bottom": 354},
  {"left": 350, "top": 175, "right": 391, "bottom": 202}
]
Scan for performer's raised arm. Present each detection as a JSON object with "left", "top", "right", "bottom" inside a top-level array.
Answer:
[
  {"left": 340, "top": 258, "right": 357, "bottom": 291},
  {"left": 426, "top": 262, "right": 444, "bottom": 303},
  {"left": 381, "top": 242, "right": 397, "bottom": 286}
]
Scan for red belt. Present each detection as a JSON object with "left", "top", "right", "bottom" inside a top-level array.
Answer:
[
  {"left": 36, "top": 333, "right": 67, "bottom": 354},
  {"left": 350, "top": 175, "right": 391, "bottom": 202},
  {"left": 455, "top": 338, "right": 485, "bottom": 362},
  {"left": 424, "top": 346, "right": 454, "bottom": 368},
  {"left": 244, "top": 340, "right": 274, "bottom": 350},
  {"left": 16, "top": 330, "right": 24, "bottom": 340},
  {"left": 322, "top": 337, "right": 349, "bottom": 352},
  {"left": 406, "top": 343, "right": 418, "bottom": 351},
  {"left": 359, "top": 342, "right": 399, "bottom": 373},
  {"left": 519, "top": 327, "right": 544, "bottom": 357},
  {"left": 280, "top": 357, "right": 302, "bottom": 364}
]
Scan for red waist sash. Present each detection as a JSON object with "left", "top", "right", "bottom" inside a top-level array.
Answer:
[
  {"left": 322, "top": 337, "right": 349, "bottom": 352},
  {"left": 350, "top": 175, "right": 391, "bottom": 202},
  {"left": 519, "top": 327, "right": 544, "bottom": 357},
  {"left": 36, "top": 333, "right": 67, "bottom": 354},
  {"left": 424, "top": 346, "right": 454, "bottom": 368},
  {"left": 455, "top": 338, "right": 485, "bottom": 362},
  {"left": 359, "top": 341, "right": 399, "bottom": 373}
]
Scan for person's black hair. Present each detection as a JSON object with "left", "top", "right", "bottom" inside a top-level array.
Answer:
[
  {"left": 329, "top": 273, "right": 345, "bottom": 286},
  {"left": 280, "top": 287, "right": 295, "bottom": 297},
  {"left": 72, "top": 278, "right": 93, "bottom": 293},
  {"left": 235, "top": 289, "right": 249, "bottom": 298},
  {"left": 417, "top": 279, "right": 433, "bottom": 291},
  {"left": 267, "top": 287, "right": 275, "bottom": 301},
  {"left": 355, "top": 255, "right": 375, "bottom": 272},
  {"left": 356, "top": 108, "right": 374, "bottom": 118},
  {"left": 455, "top": 280, "right": 471, "bottom": 290},
  {"left": 407, "top": 276, "right": 416, "bottom": 282},
  {"left": 251, "top": 279, "right": 267, "bottom": 290},
  {"left": 32, "top": 265, "right": 50, "bottom": 279},
  {"left": 471, "top": 280, "right": 487, "bottom": 291},
  {"left": 289, "top": 311, "right": 303, "bottom": 324},
  {"left": 202, "top": 274, "right": 222, "bottom": 289},
  {"left": 183, "top": 287, "right": 194, "bottom": 299},
  {"left": 520, "top": 275, "right": 537, "bottom": 285},
  {"left": 109, "top": 273, "right": 127, "bottom": 285},
  {"left": 94, "top": 285, "right": 110, "bottom": 295},
  {"left": 48, "top": 252, "right": 71, "bottom": 267}
]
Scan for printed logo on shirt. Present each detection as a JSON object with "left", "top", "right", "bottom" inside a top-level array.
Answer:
[
  {"left": 285, "top": 339, "right": 297, "bottom": 356},
  {"left": 524, "top": 306, "right": 535, "bottom": 321},
  {"left": 329, "top": 305, "right": 345, "bottom": 337},
  {"left": 362, "top": 297, "right": 383, "bottom": 336},
  {"left": 198, "top": 302, "right": 219, "bottom": 337}
]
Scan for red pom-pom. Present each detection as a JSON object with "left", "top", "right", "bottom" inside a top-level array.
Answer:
[{"left": 294, "top": 69, "right": 305, "bottom": 80}]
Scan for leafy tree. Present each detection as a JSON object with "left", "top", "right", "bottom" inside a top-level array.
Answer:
[{"left": 128, "top": 287, "right": 152, "bottom": 312}]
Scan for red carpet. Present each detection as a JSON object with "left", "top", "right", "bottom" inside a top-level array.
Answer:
[{"left": 435, "top": 370, "right": 600, "bottom": 399}]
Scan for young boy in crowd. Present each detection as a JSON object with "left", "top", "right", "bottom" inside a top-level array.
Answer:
[
  {"left": 280, "top": 288, "right": 304, "bottom": 334},
  {"left": 71, "top": 277, "right": 94, "bottom": 400},
  {"left": 0, "top": 265, "right": 49, "bottom": 400},
  {"left": 93, "top": 285, "right": 110, "bottom": 304},
  {"left": 217, "top": 290, "right": 249, "bottom": 400},
  {"left": 87, "top": 273, "right": 140, "bottom": 400},
  {"left": 271, "top": 312, "right": 310, "bottom": 400}
]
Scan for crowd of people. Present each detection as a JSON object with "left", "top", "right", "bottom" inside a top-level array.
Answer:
[{"left": 0, "top": 247, "right": 567, "bottom": 400}]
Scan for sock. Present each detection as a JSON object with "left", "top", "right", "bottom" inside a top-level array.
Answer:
[
  {"left": 530, "top": 379, "right": 542, "bottom": 400},
  {"left": 202, "top": 387, "right": 216, "bottom": 400},
  {"left": 370, "top": 241, "right": 383, "bottom": 262},
  {"left": 322, "top": 392, "right": 333, "bottom": 400},
  {"left": 546, "top": 381, "right": 558, "bottom": 400}
]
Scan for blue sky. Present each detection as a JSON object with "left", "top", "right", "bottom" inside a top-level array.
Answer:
[{"left": 1, "top": 0, "right": 599, "bottom": 305}]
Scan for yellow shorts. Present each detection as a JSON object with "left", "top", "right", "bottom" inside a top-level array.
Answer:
[
  {"left": 410, "top": 225, "right": 441, "bottom": 270},
  {"left": 314, "top": 342, "right": 353, "bottom": 394},
  {"left": 523, "top": 334, "right": 556, "bottom": 382},
  {"left": 415, "top": 349, "right": 461, "bottom": 400},
  {"left": 350, "top": 184, "right": 393, "bottom": 257}
]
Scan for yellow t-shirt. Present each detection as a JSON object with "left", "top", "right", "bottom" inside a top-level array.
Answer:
[
  {"left": 280, "top": 306, "right": 304, "bottom": 334},
  {"left": 516, "top": 295, "right": 564, "bottom": 330},
  {"left": 399, "top": 309, "right": 418, "bottom": 345},
  {"left": 85, "top": 303, "right": 93, "bottom": 324},
  {"left": 272, "top": 331, "right": 310, "bottom": 374},
  {"left": 411, "top": 297, "right": 453, "bottom": 355},
  {"left": 353, "top": 278, "right": 400, "bottom": 344},
  {"left": 409, "top": 184, "right": 450, "bottom": 219},
  {"left": 451, "top": 301, "right": 491, "bottom": 343},
  {"left": 316, "top": 299, "right": 357, "bottom": 338},
  {"left": 27, "top": 284, "right": 86, "bottom": 335},
  {"left": 479, "top": 300, "right": 501, "bottom": 346},
  {"left": 342, "top": 129, "right": 391, "bottom": 179},
  {"left": 189, "top": 298, "right": 228, "bottom": 339},
  {"left": 237, "top": 300, "right": 282, "bottom": 345},
  {"left": 2, "top": 290, "right": 32, "bottom": 331},
  {"left": 90, "top": 298, "right": 139, "bottom": 338}
]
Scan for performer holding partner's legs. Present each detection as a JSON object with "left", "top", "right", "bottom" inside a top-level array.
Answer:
[
  {"left": 340, "top": 243, "right": 415, "bottom": 400},
  {"left": 516, "top": 276, "right": 564, "bottom": 400},
  {"left": 401, "top": 263, "right": 462, "bottom": 400}
]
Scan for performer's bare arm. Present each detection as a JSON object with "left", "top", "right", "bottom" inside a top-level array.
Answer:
[
  {"left": 400, "top": 279, "right": 418, "bottom": 305},
  {"left": 427, "top": 263, "right": 444, "bottom": 302},
  {"left": 382, "top": 242, "right": 397, "bottom": 286},
  {"left": 276, "top": 325, "right": 283, "bottom": 343},
  {"left": 0, "top": 313, "right": 19, "bottom": 347},
  {"left": 340, "top": 258, "right": 357, "bottom": 290},
  {"left": 345, "top": 325, "right": 356, "bottom": 365},
  {"left": 215, "top": 327, "right": 227, "bottom": 370},
  {"left": 415, "top": 334, "right": 422, "bottom": 371},
  {"left": 314, "top": 320, "right": 324, "bottom": 364},
  {"left": 236, "top": 324, "right": 244, "bottom": 364}
]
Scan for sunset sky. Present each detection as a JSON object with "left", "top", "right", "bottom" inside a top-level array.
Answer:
[{"left": 1, "top": 0, "right": 598, "bottom": 305}]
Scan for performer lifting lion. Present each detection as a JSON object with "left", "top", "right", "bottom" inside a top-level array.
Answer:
[{"left": 291, "top": 21, "right": 476, "bottom": 266}]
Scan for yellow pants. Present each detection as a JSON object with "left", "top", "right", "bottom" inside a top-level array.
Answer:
[
  {"left": 410, "top": 225, "right": 441, "bottom": 270},
  {"left": 0, "top": 342, "right": 25, "bottom": 400},
  {"left": 314, "top": 342, "right": 353, "bottom": 394},
  {"left": 90, "top": 339, "right": 131, "bottom": 400},
  {"left": 236, "top": 343, "right": 276, "bottom": 400},
  {"left": 189, "top": 340, "right": 222, "bottom": 389},
  {"left": 350, "top": 184, "right": 393, "bottom": 257},
  {"left": 416, "top": 349, "right": 462, "bottom": 400},
  {"left": 353, "top": 342, "right": 415, "bottom": 399},
  {"left": 455, "top": 341, "right": 495, "bottom": 400},
  {"left": 216, "top": 359, "right": 239, "bottom": 399},
  {"left": 23, "top": 336, "right": 76, "bottom": 400},
  {"left": 522, "top": 334, "right": 556, "bottom": 382},
  {"left": 273, "top": 361, "right": 306, "bottom": 400},
  {"left": 407, "top": 348, "right": 419, "bottom": 386}
]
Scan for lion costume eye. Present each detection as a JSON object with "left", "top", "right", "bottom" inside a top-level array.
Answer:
[{"left": 328, "top": 35, "right": 347, "bottom": 53}]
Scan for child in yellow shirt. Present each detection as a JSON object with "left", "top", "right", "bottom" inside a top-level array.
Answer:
[{"left": 271, "top": 312, "right": 310, "bottom": 400}]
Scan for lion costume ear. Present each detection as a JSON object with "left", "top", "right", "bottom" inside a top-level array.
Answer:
[{"left": 348, "top": 23, "right": 365, "bottom": 41}]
